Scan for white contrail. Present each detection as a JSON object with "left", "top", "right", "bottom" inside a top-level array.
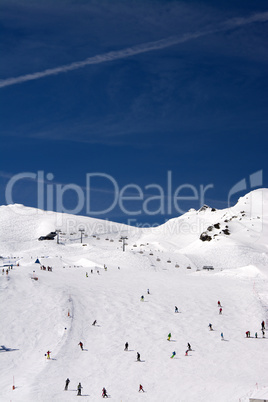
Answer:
[{"left": 0, "top": 11, "right": 267, "bottom": 89}]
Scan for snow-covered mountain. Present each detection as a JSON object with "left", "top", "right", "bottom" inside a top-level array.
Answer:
[{"left": 0, "top": 189, "right": 267, "bottom": 401}]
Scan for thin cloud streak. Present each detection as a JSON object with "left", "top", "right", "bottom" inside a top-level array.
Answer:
[{"left": 0, "top": 11, "right": 267, "bottom": 89}]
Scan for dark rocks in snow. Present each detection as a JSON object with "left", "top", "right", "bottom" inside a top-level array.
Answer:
[
  {"left": 214, "top": 223, "right": 220, "bottom": 229},
  {"left": 222, "top": 229, "right": 230, "bottom": 235},
  {"left": 200, "top": 232, "right": 212, "bottom": 242},
  {"left": 207, "top": 226, "right": 213, "bottom": 232},
  {"left": 199, "top": 205, "right": 210, "bottom": 212}
]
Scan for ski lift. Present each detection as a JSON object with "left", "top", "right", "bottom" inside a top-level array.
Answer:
[
  {"left": 149, "top": 252, "right": 154, "bottom": 256},
  {"left": 110, "top": 239, "right": 114, "bottom": 242},
  {"left": 133, "top": 244, "right": 137, "bottom": 247},
  {"left": 167, "top": 259, "right": 171, "bottom": 263},
  {"left": 187, "top": 266, "right": 191, "bottom": 269},
  {"left": 139, "top": 251, "right": 144, "bottom": 254},
  {"left": 156, "top": 257, "right": 161, "bottom": 261},
  {"left": 97, "top": 237, "right": 100, "bottom": 240},
  {"left": 175, "top": 263, "right": 180, "bottom": 268}
]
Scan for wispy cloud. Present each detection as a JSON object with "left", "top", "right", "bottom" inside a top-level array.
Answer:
[
  {"left": 0, "top": 171, "right": 16, "bottom": 179},
  {"left": 0, "top": 11, "right": 267, "bottom": 89}
]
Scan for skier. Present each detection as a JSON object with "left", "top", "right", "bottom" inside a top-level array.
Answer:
[
  {"left": 208, "top": 323, "right": 213, "bottom": 331},
  {"left": 78, "top": 341, "right": 83, "bottom": 350},
  {"left": 255, "top": 332, "right": 258, "bottom": 338},
  {"left": 137, "top": 352, "right": 141, "bottom": 362},
  {"left": 261, "top": 320, "right": 265, "bottom": 330},
  {"left": 185, "top": 350, "right": 189, "bottom": 356},
  {"left": 175, "top": 306, "right": 179, "bottom": 313},
  {"left": 46, "top": 350, "right": 51, "bottom": 359},
  {"left": 86, "top": 272, "right": 88, "bottom": 277},
  {"left": 187, "top": 343, "right": 192, "bottom": 351},
  {"left": 246, "top": 331, "right": 250, "bottom": 338},
  {"left": 92, "top": 320, "right": 97, "bottom": 326},
  {"left": 262, "top": 330, "right": 265, "bottom": 338},
  {"left": 219, "top": 308, "right": 222, "bottom": 314},
  {"left": 102, "top": 387, "right": 108, "bottom": 398},
  {"left": 77, "top": 382, "right": 82, "bottom": 396},
  {"left": 65, "top": 378, "right": 70, "bottom": 390},
  {"left": 167, "top": 332, "right": 171, "bottom": 341},
  {"left": 139, "top": 384, "right": 145, "bottom": 392},
  {"left": 147, "top": 289, "right": 150, "bottom": 294},
  {"left": 221, "top": 332, "right": 224, "bottom": 340},
  {"left": 170, "top": 351, "right": 176, "bottom": 359},
  {"left": 218, "top": 300, "right": 221, "bottom": 307},
  {"left": 124, "top": 342, "right": 128, "bottom": 351},
  {"left": 141, "top": 295, "right": 144, "bottom": 302}
]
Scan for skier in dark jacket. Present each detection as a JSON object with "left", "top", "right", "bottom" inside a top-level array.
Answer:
[
  {"left": 65, "top": 378, "right": 70, "bottom": 390},
  {"left": 187, "top": 343, "right": 192, "bottom": 351},
  {"left": 92, "top": 320, "right": 97, "bottom": 326},
  {"left": 124, "top": 342, "right": 129, "bottom": 351},
  {"left": 137, "top": 352, "right": 141, "bottom": 362},
  {"left": 139, "top": 384, "right": 145, "bottom": 392},
  {"left": 102, "top": 387, "right": 108, "bottom": 398},
  {"left": 77, "top": 382, "right": 82, "bottom": 396},
  {"left": 261, "top": 320, "right": 265, "bottom": 330},
  {"left": 78, "top": 342, "right": 83, "bottom": 350}
]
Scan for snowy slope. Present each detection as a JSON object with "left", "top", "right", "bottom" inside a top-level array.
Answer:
[{"left": 0, "top": 189, "right": 268, "bottom": 402}]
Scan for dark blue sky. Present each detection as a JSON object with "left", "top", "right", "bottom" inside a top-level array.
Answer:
[{"left": 0, "top": 0, "right": 267, "bottom": 226}]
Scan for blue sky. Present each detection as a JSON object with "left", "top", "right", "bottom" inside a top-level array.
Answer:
[{"left": 0, "top": 0, "right": 267, "bottom": 225}]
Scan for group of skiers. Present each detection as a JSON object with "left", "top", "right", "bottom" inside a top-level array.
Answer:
[
  {"left": 51, "top": 294, "right": 266, "bottom": 398},
  {"left": 64, "top": 378, "right": 144, "bottom": 397},
  {"left": 246, "top": 321, "right": 266, "bottom": 338},
  {"left": 64, "top": 379, "right": 109, "bottom": 397},
  {"left": 209, "top": 302, "right": 266, "bottom": 341}
]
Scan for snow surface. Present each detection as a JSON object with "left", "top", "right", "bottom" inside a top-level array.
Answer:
[{"left": 0, "top": 189, "right": 268, "bottom": 401}]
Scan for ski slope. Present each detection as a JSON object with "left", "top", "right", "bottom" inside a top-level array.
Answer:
[{"left": 0, "top": 189, "right": 268, "bottom": 401}]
